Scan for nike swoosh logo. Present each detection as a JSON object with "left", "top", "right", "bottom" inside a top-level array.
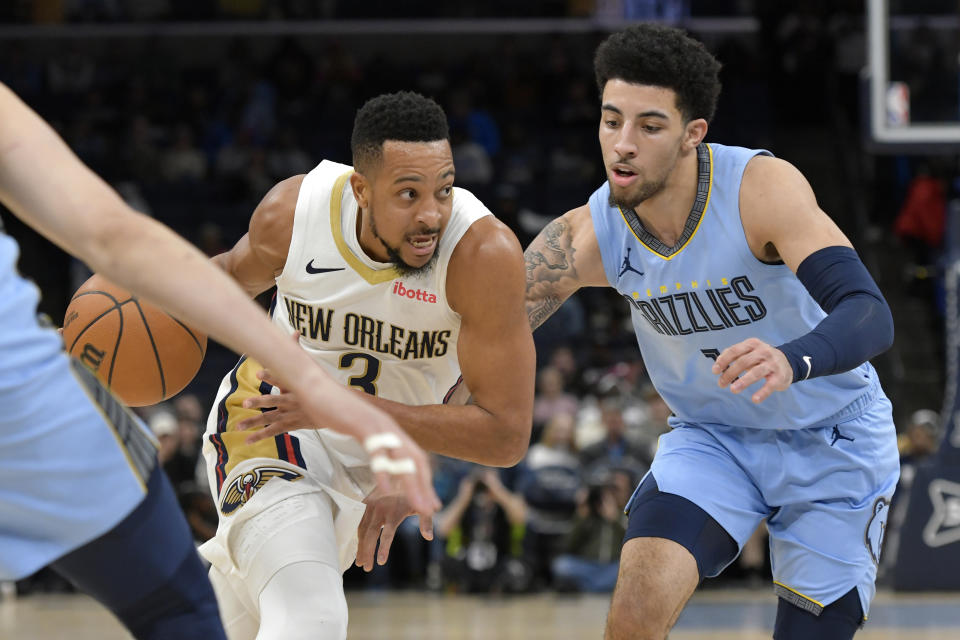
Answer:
[
  {"left": 306, "top": 260, "right": 345, "bottom": 275},
  {"left": 801, "top": 356, "right": 812, "bottom": 380}
]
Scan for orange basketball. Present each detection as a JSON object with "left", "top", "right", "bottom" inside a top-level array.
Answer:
[{"left": 62, "top": 274, "right": 207, "bottom": 407}]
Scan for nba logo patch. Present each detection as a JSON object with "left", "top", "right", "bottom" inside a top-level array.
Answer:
[
  {"left": 865, "top": 496, "right": 890, "bottom": 566},
  {"left": 220, "top": 466, "right": 303, "bottom": 515}
]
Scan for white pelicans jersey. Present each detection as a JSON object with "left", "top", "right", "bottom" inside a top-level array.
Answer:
[
  {"left": 201, "top": 160, "right": 490, "bottom": 573},
  {"left": 274, "top": 159, "right": 489, "bottom": 405}
]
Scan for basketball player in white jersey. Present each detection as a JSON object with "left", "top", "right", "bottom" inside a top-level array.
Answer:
[
  {"left": 0, "top": 82, "right": 434, "bottom": 639},
  {"left": 200, "top": 91, "right": 535, "bottom": 640}
]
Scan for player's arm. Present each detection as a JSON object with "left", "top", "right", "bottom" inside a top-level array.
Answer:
[
  {"left": 524, "top": 204, "right": 608, "bottom": 330},
  {"left": 712, "top": 155, "right": 894, "bottom": 402},
  {"left": 210, "top": 175, "right": 303, "bottom": 297},
  {"left": 372, "top": 216, "right": 536, "bottom": 467},
  {"left": 240, "top": 216, "right": 535, "bottom": 466},
  {"left": 0, "top": 83, "right": 438, "bottom": 513}
]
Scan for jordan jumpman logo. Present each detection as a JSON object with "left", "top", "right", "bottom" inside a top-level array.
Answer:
[
  {"left": 830, "top": 425, "right": 855, "bottom": 447},
  {"left": 618, "top": 247, "right": 644, "bottom": 278}
]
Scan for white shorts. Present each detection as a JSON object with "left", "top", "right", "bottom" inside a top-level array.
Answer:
[{"left": 200, "top": 357, "right": 374, "bottom": 593}]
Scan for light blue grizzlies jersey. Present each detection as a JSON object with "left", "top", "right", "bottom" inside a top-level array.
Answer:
[
  {"left": 1, "top": 229, "right": 151, "bottom": 578},
  {"left": 0, "top": 233, "right": 64, "bottom": 388},
  {"left": 590, "top": 142, "right": 881, "bottom": 430}
]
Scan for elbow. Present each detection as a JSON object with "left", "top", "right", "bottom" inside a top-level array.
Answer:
[
  {"left": 882, "top": 313, "right": 894, "bottom": 352},
  {"left": 493, "top": 419, "right": 532, "bottom": 468},
  {"left": 877, "top": 299, "right": 895, "bottom": 355}
]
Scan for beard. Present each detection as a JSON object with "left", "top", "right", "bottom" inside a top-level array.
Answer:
[
  {"left": 606, "top": 141, "right": 682, "bottom": 210},
  {"left": 370, "top": 207, "right": 440, "bottom": 278},
  {"left": 607, "top": 174, "right": 669, "bottom": 210}
]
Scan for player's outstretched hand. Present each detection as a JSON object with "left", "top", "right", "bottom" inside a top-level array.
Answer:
[
  {"left": 712, "top": 337, "right": 792, "bottom": 404},
  {"left": 236, "top": 368, "right": 312, "bottom": 433},
  {"left": 355, "top": 485, "right": 435, "bottom": 572},
  {"left": 240, "top": 367, "right": 440, "bottom": 518}
]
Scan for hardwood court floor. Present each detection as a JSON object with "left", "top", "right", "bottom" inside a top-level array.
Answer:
[{"left": 3, "top": 588, "right": 959, "bottom": 639}]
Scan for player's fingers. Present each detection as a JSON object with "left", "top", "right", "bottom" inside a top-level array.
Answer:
[
  {"left": 418, "top": 512, "right": 435, "bottom": 541},
  {"left": 716, "top": 355, "right": 749, "bottom": 387},
  {"left": 241, "top": 394, "right": 278, "bottom": 410},
  {"left": 751, "top": 377, "right": 778, "bottom": 404},
  {"left": 377, "top": 522, "right": 399, "bottom": 565},
  {"left": 235, "top": 414, "right": 269, "bottom": 432},
  {"left": 717, "top": 350, "right": 766, "bottom": 387},
  {"left": 243, "top": 422, "right": 291, "bottom": 444},
  {"left": 729, "top": 363, "right": 769, "bottom": 394},
  {"left": 407, "top": 464, "right": 441, "bottom": 514},
  {"left": 712, "top": 341, "right": 754, "bottom": 374},
  {"left": 255, "top": 368, "right": 285, "bottom": 392},
  {"left": 355, "top": 511, "right": 380, "bottom": 572}
]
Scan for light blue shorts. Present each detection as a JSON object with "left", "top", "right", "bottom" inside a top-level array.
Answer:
[
  {"left": 0, "top": 355, "right": 154, "bottom": 579},
  {"left": 644, "top": 392, "right": 899, "bottom": 617}
]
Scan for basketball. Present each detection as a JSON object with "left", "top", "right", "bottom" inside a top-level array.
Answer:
[{"left": 61, "top": 274, "right": 207, "bottom": 407}]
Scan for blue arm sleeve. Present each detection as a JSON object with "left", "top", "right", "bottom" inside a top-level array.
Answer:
[{"left": 776, "top": 246, "right": 894, "bottom": 382}]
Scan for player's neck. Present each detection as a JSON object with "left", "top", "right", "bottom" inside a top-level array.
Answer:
[
  {"left": 356, "top": 205, "right": 388, "bottom": 263},
  {"left": 631, "top": 148, "right": 699, "bottom": 247}
]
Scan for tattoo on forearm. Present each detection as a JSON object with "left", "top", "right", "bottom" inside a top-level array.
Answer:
[
  {"left": 524, "top": 219, "right": 578, "bottom": 329},
  {"left": 527, "top": 295, "right": 563, "bottom": 330}
]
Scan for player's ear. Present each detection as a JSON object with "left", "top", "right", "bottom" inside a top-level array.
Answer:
[
  {"left": 350, "top": 172, "right": 371, "bottom": 209},
  {"left": 682, "top": 118, "right": 708, "bottom": 151}
]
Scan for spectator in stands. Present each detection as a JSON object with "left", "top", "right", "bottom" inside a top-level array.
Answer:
[
  {"left": 123, "top": 115, "right": 161, "bottom": 185},
  {"left": 551, "top": 478, "right": 625, "bottom": 593},
  {"left": 898, "top": 408, "right": 941, "bottom": 479},
  {"left": 579, "top": 395, "right": 651, "bottom": 481},
  {"left": 450, "top": 125, "right": 493, "bottom": 186},
  {"left": 267, "top": 127, "right": 313, "bottom": 180},
  {"left": 161, "top": 124, "right": 208, "bottom": 183},
  {"left": 436, "top": 468, "right": 529, "bottom": 593},
  {"left": 518, "top": 414, "right": 582, "bottom": 588},
  {"left": 894, "top": 164, "right": 946, "bottom": 267},
  {"left": 532, "top": 367, "right": 580, "bottom": 432},
  {"left": 148, "top": 407, "right": 179, "bottom": 468}
]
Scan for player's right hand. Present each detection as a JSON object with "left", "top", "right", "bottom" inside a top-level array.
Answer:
[
  {"left": 355, "top": 485, "right": 435, "bottom": 572},
  {"left": 244, "top": 366, "right": 440, "bottom": 518}
]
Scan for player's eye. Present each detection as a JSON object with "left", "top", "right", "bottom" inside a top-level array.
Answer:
[
  {"left": 438, "top": 186, "right": 453, "bottom": 198},
  {"left": 399, "top": 189, "right": 416, "bottom": 200},
  {"left": 643, "top": 125, "right": 662, "bottom": 133}
]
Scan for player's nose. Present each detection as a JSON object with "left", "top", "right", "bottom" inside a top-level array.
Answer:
[
  {"left": 414, "top": 198, "right": 443, "bottom": 228},
  {"left": 613, "top": 124, "right": 638, "bottom": 158}
]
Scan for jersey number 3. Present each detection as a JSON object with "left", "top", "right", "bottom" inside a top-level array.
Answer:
[{"left": 339, "top": 352, "right": 381, "bottom": 395}]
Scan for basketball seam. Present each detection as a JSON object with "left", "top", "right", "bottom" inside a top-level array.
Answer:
[
  {"left": 166, "top": 313, "right": 205, "bottom": 354},
  {"left": 107, "top": 303, "right": 124, "bottom": 389},
  {"left": 127, "top": 298, "right": 166, "bottom": 400},
  {"left": 66, "top": 291, "right": 124, "bottom": 354}
]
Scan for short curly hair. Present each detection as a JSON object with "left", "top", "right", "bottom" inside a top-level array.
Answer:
[
  {"left": 594, "top": 23, "right": 721, "bottom": 123},
  {"left": 351, "top": 91, "right": 449, "bottom": 173}
]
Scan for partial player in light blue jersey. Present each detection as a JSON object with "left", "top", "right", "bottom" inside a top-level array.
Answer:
[
  {"left": 524, "top": 24, "right": 897, "bottom": 640},
  {"left": 0, "top": 83, "right": 437, "bottom": 639}
]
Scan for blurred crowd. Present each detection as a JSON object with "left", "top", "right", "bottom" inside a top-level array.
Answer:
[{"left": 3, "top": 0, "right": 957, "bottom": 597}]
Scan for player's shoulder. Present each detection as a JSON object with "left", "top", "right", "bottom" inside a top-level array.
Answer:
[
  {"left": 741, "top": 154, "right": 810, "bottom": 194},
  {"left": 456, "top": 212, "right": 523, "bottom": 264},
  {"left": 251, "top": 174, "right": 305, "bottom": 232}
]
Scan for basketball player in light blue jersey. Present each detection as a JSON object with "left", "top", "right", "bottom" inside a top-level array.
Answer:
[
  {"left": 524, "top": 25, "right": 898, "bottom": 640},
  {"left": 0, "top": 82, "right": 436, "bottom": 639}
]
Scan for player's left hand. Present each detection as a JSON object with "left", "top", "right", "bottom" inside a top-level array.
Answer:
[
  {"left": 355, "top": 485, "right": 434, "bottom": 572},
  {"left": 236, "top": 368, "right": 313, "bottom": 433},
  {"left": 712, "top": 337, "right": 792, "bottom": 404}
]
